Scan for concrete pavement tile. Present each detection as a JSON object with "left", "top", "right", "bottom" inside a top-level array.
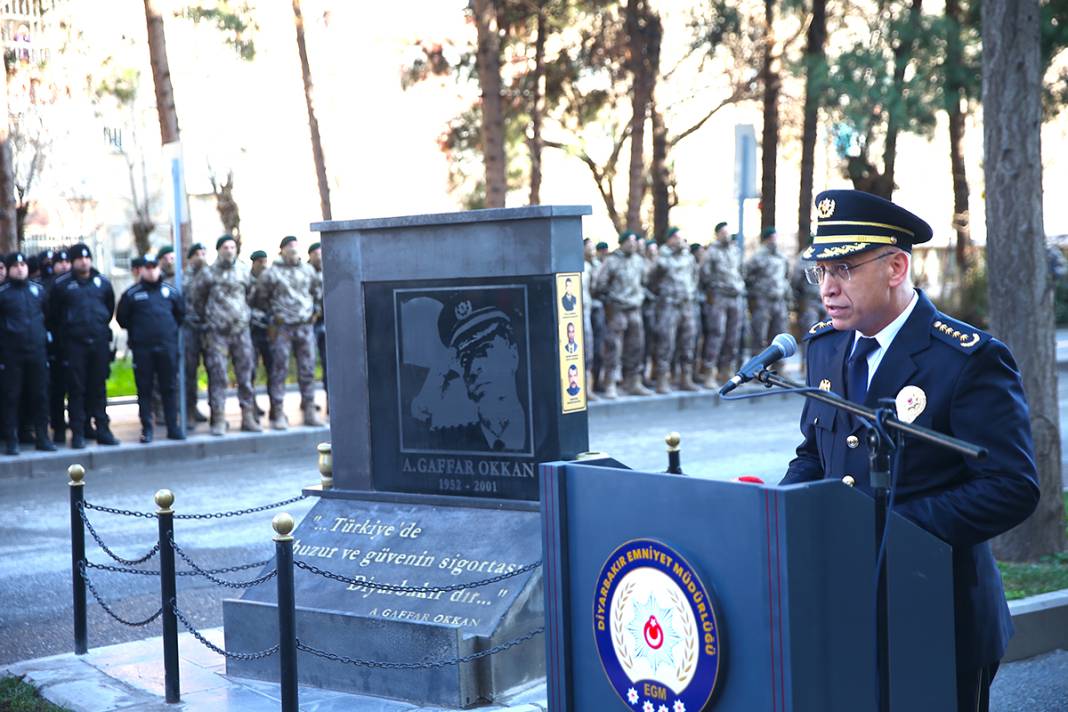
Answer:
[
  {"left": 3, "top": 655, "right": 100, "bottom": 688},
  {"left": 100, "top": 658, "right": 228, "bottom": 697},
  {"left": 83, "top": 636, "right": 163, "bottom": 669},
  {"left": 38, "top": 677, "right": 148, "bottom": 712},
  {"left": 499, "top": 679, "right": 548, "bottom": 707},
  {"left": 172, "top": 684, "right": 281, "bottom": 711},
  {"left": 176, "top": 629, "right": 226, "bottom": 670}
]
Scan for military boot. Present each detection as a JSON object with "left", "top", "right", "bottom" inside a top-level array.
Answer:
[
  {"left": 702, "top": 366, "right": 719, "bottom": 389},
  {"left": 70, "top": 431, "right": 86, "bottom": 450},
  {"left": 585, "top": 370, "right": 599, "bottom": 402},
  {"left": 655, "top": 372, "right": 672, "bottom": 395},
  {"left": 209, "top": 414, "right": 227, "bottom": 437},
  {"left": 678, "top": 367, "right": 700, "bottom": 392},
  {"left": 624, "top": 374, "right": 654, "bottom": 397},
  {"left": 303, "top": 402, "right": 324, "bottom": 427},
  {"left": 270, "top": 408, "right": 288, "bottom": 431},
  {"left": 601, "top": 379, "right": 619, "bottom": 399},
  {"left": 241, "top": 407, "right": 263, "bottom": 433}
]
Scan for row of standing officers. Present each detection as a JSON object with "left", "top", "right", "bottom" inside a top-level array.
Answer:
[
  {"left": 581, "top": 223, "right": 824, "bottom": 399},
  {"left": 0, "top": 235, "right": 326, "bottom": 455}
]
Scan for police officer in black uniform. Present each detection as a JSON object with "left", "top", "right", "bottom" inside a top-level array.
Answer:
[
  {"left": 44, "top": 248, "right": 71, "bottom": 443},
  {"left": 0, "top": 252, "right": 55, "bottom": 455},
  {"left": 117, "top": 252, "right": 185, "bottom": 443},
  {"left": 49, "top": 243, "right": 119, "bottom": 449}
]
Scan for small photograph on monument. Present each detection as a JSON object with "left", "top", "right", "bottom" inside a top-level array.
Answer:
[
  {"left": 566, "top": 363, "right": 581, "bottom": 397},
  {"left": 560, "top": 277, "right": 577, "bottom": 312},
  {"left": 564, "top": 321, "right": 580, "bottom": 354},
  {"left": 395, "top": 285, "right": 534, "bottom": 456}
]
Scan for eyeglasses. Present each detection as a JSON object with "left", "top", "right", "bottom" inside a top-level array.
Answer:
[{"left": 804, "top": 251, "right": 895, "bottom": 285}]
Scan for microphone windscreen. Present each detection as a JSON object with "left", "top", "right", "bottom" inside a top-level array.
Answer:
[{"left": 772, "top": 332, "right": 798, "bottom": 358}]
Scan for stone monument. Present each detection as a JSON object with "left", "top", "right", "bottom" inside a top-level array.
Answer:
[{"left": 224, "top": 205, "right": 591, "bottom": 707}]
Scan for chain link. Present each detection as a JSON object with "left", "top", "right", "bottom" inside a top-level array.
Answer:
[
  {"left": 171, "top": 600, "right": 280, "bottom": 661},
  {"left": 79, "top": 503, "right": 160, "bottom": 566},
  {"left": 83, "top": 494, "right": 308, "bottom": 521},
  {"left": 169, "top": 533, "right": 275, "bottom": 588},
  {"left": 296, "top": 627, "right": 544, "bottom": 670},
  {"left": 79, "top": 562, "right": 163, "bottom": 627},
  {"left": 293, "top": 559, "right": 541, "bottom": 594},
  {"left": 173, "top": 494, "right": 309, "bottom": 520},
  {"left": 84, "top": 558, "right": 272, "bottom": 578}
]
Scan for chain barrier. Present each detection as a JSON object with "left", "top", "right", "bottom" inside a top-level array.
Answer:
[
  {"left": 293, "top": 559, "right": 542, "bottom": 594},
  {"left": 78, "top": 503, "right": 160, "bottom": 566},
  {"left": 169, "top": 533, "right": 275, "bottom": 588},
  {"left": 82, "top": 494, "right": 308, "bottom": 521},
  {"left": 296, "top": 627, "right": 544, "bottom": 670},
  {"left": 171, "top": 600, "right": 279, "bottom": 661},
  {"left": 79, "top": 562, "right": 163, "bottom": 628},
  {"left": 84, "top": 558, "right": 272, "bottom": 579}
]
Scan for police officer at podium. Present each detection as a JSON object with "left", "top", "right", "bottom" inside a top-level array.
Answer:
[{"left": 781, "top": 189, "right": 1040, "bottom": 711}]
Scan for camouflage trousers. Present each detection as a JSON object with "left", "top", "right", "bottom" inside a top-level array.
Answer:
[
  {"left": 749, "top": 297, "right": 788, "bottom": 353},
  {"left": 796, "top": 303, "right": 826, "bottom": 362},
  {"left": 268, "top": 323, "right": 317, "bottom": 412},
  {"left": 183, "top": 326, "right": 208, "bottom": 413},
  {"left": 203, "top": 329, "right": 255, "bottom": 415},
  {"left": 702, "top": 295, "right": 744, "bottom": 372},
  {"left": 603, "top": 304, "right": 645, "bottom": 381},
  {"left": 654, "top": 300, "right": 697, "bottom": 371}
]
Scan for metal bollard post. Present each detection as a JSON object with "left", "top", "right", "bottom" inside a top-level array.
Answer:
[
  {"left": 317, "top": 442, "right": 332, "bottom": 489},
  {"left": 155, "top": 489, "right": 180, "bottom": 703},
  {"left": 665, "top": 432, "right": 683, "bottom": 475},
  {"left": 273, "top": 513, "right": 299, "bottom": 712},
  {"left": 69, "top": 464, "right": 87, "bottom": 655}
]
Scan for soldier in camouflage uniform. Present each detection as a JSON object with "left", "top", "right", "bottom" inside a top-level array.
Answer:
[
  {"left": 580, "top": 239, "right": 598, "bottom": 402},
  {"left": 194, "top": 235, "right": 260, "bottom": 436},
  {"left": 640, "top": 239, "right": 658, "bottom": 382},
  {"left": 699, "top": 222, "right": 746, "bottom": 386},
  {"left": 646, "top": 227, "right": 700, "bottom": 393},
  {"left": 252, "top": 235, "right": 323, "bottom": 430},
  {"left": 791, "top": 251, "right": 825, "bottom": 364},
  {"left": 744, "top": 227, "right": 790, "bottom": 355},
  {"left": 307, "top": 241, "right": 327, "bottom": 395},
  {"left": 592, "top": 231, "right": 652, "bottom": 399},
  {"left": 249, "top": 250, "right": 272, "bottom": 416},
  {"left": 182, "top": 243, "right": 210, "bottom": 429}
]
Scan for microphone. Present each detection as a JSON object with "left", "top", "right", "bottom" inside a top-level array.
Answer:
[{"left": 718, "top": 333, "right": 797, "bottom": 396}]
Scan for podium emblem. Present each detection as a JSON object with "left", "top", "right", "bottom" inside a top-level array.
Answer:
[{"left": 594, "top": 539, "right": 721, "bottom": 711}]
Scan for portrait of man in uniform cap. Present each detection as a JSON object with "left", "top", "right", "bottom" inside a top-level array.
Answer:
[{"left": 393, "top": 285, "right": 532, "bottom": 456}]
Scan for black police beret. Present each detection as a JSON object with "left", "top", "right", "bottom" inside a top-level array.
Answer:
[
  {"left": 70, "top": 243, "right": 92, "bottom": 260},
  {"left": 280, "top": 235, "right": 297, "bottom": 250},
  {"left": 803, "top": 189, "right": 933, "bottom": 261},
  {"left": 38, "top": 249, "right": 55, "bottom": 263},
  {"left": 308, "top": 242, "right": 321, "bottom": 253},
  {"left": 249, "top": 250, "right": 268, "bottom": 261},
  {"left": 187, "top": 243, "right": 205, "bottom": 258},
  {"left": 3, "top": 251, "right": 26, "bottom": 268},
  {"left": 130, "top": 256, "right": 145, "bottom": 269},
  {"left": 157, "top": 245, "right": 174, "bottom": 258},
  {"left": 437, "top": 295, "right": 514, "bottom": 354},
  {"left": 56, "top": 249, "right": 70, "bottom": 262},
  {"left": 216, "top": 234, "right": 236, "bottom": 250}
]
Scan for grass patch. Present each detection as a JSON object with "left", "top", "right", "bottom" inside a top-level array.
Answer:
[
  {"left": 106, "top": 354, "right": 322, "bottom": 399},
  {"left": 997, "top": 492, "right": 1068, "bottom": 601},
  {"left": 0, "top": 675, "right": 68, "bottom": 711}
]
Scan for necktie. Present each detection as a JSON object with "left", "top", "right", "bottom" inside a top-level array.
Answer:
[{"left": 847, "top": 336, "right": 880, "bottom": 404}]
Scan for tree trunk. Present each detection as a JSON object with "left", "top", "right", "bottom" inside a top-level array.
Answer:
[
  {"left": 293, "top": 0, "right": 332, "bottom": 220},
  {"left": 945, "top": 0, "right": 971, "bottom": 271},
  {"left": 797, "top": 0, "right": 827, "bottom": 252},
  {"left": 472, "top": 0, "right": 507, "bottom": 209},
  {"left": 144, "top": 0, "right": 179, "bottom": 144},
  {"left": 625, "top": 0, "right": 659, "bottom": 233},
  {"left": 651, "top": 102, "right": 670, "bottom": 242},
  {"left": 0, "top": 61, "right": 15, "bottom": 253},
  {"left": 983, "top": 0, "right": 1065, "bottom": 560},
  {"left": 528, "top": 1, "right": 546, "bottom": 206},
  {"left": 759, "top": 0, "right": 780, "bottom": 229},
  {"left": 881, "top": 0, "right": 924, "bottom": 200}
]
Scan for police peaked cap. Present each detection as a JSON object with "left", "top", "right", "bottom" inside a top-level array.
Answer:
[
  {"left": 70, "top": 243, "right": 92, "bottom": 260},
  {"left": 130, "top": 256, "right": 146, "bottom": 269},
  {"left": 803, "top": 189, "right": 932, "bottom": 261},
  {"left": 157, "top": 245, "right": 174, "bottom": 258},
  {"left": 187, "top": 243, "right": 206, "bottom": 258},
  {"left": 437, "top": 296, "right": 513, "bottom": 354},
  {"left": 3, "top": 251, "right": 26, "bottom": 268},
  {"left": 249, "top": 250, "right": 268, "bottom": 261},
  {"left": 308, "top": 242, "right": 321, "bottom": 253},
  {"left": 280, "top": 235, "right": 297, "bottom": 249},
  {"left": 216, "top": 234, "right": 236, "bottom": 250}
]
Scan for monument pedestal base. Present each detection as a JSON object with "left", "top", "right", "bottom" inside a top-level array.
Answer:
[{"left": 223, "top": 494, "right": 543, "bottom": 708}]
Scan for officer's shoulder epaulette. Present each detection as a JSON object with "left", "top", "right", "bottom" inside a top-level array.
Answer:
[
  {"left": 931, "top": 313, "right": 990, "bottom": 353},
  {"left": 125, "top": 282, "right": 143, "bottom": 293},
  {"left": 53, "top": 272, "right": 72, "bottom": 285},
  {"left": 804, "top": 318, "right": 836, "bottom": 341}
]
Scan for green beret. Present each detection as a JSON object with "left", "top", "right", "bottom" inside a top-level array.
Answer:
[
  {"left": 618, "top": 230, "right": 639, "bottom": 243},
  {"left": 308, "top": 242, "right": 321, "bottom": 253},
  {"left": 664, "top": 226, "right": 680, "bottom": 240},
  {"left": 249, "top": 250, "right": 268, "bottom": 261},
  {"left": 714, "top": 221, "right": 728, "bottom": 233},
  {"left": 596, "top": 241, "right": 609, "bottom": 251},
  {"left": 187, "top": 243, "right": 205, "bottom": 258},
  {"left": 760, "top": 226, "right": 777, "bottom": 240},
  {"left": 280, "top": 235, "right": 297, "bottom": 249},
  {"left": 157, "top": 245, "right": 174, "bottom": 258},
  {"left": 216, "top": 234, "right": 236, "bottom": 250}
]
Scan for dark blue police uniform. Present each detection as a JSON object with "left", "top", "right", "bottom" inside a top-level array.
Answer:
[
  {"left": 781, "top": 190, "right": 1040, "bottom": 712},
  {"left": 116, "top": 274, "right": 185, "bottom": 441}
]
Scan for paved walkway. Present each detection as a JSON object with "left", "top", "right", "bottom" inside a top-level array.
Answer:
[{"left": 2, "top": 630, "right": 547, "bottom": 711}]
